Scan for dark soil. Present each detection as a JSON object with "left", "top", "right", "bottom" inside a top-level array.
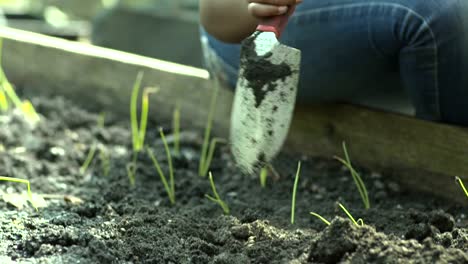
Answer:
[{"left": 0, "top": 95, "right": 467, "bottom": 263}]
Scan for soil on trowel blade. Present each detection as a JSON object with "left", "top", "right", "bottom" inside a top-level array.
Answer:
[
  {"left": 240, "top": 32, "right": 292, "bottom": 108},
  {"left": 0, "top": 95, "right": 467, "bottom": 263}
]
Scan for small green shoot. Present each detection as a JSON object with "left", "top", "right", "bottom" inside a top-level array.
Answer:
[
  {"left": 0, "top": 176, "right": 37, "bottom": 211},
  {"left": 20, "top": 100, "right": 40, "bottom": 124},
  {"left": 0, "top": 89, "right": 7, "bottom": 111},
  {"left": 338, "top": 202, "right": 364, "bottom": 227},
  {"left": 291, "top": 161, "right": 302, "bottom": 225},
  {"left": 172, "top": 101, "right": 180, "bottom": 156},
  {"left": 147, "top": 128, "right": 175, "bottom": 204},
  {"left": 0, "top": 39, "right": 40, "bottom": 124},
  {"left": 310, "top": 212, "right": 331, "bottom": 226},
  {"left": 130, "top": 72, "right": 159, "bottom": 153},
  {"left": 80, "top": 144, "right": 97, "bottom": 175},
  {"left": 455, "top": 176, "right": 468, "bottom": 198},
  {"left": 130, "top": 71, "right": 143, "bottom": 152},
  {"left": 97, "top": 112, "right": 106, "bottom": 128},
  {"left": 259, "top": 166, "right": 268, "bottom": 188},
  {"left": 205, "top": 172, "right": 230, "bottom": 214},
  {"left": 99, "top": 149, "right": 110, "bottom": 177},
  {"left": 199, "top": 137, "right": 227, "bottom": 177},
  {"left": 198, "top": 82, "right": 219, "bottom": 177},
  {"left": 334, "top": 141, "right": 370, "bottom": 210}
]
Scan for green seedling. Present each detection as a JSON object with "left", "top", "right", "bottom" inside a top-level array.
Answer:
[
  {"left": 334, "top": 141, "right": 370, "bottom": 210},
  {"left": 198, "top": 82, "right": 219, "bottom": 177},
  {"left": 98, "top": 112, "right": 106, "bottom": 129},
  {"left": 291, "top": 161, "right": 302, "bottom": 225},
  {"left": 99, "top": 148, "right": 110, "bottom": 177},
  {"left": 20, "top": 100, "right": 40, "bottom": 124},
  {"left": 0, "top": 176, "right": 38, "bottom": 211},
  {"left": 0, "top": 39, "right": 40, "bottom": 124},
  {"left": 455, "top": 176, "right": 468, "bottom": 198},
  {"left": 130, "top": 71, "right": 159, "bottom": 153},
  {"left": 80, "top": 144, "right": 97, "bottom": 175},
  {"left": 199, "top": 137, "right": 227, "bottom": 178},
  {"left": 338, "top": 202, "right": 364, "bottom": 227},
  {"left": 310, "top": 212, "right": 331, "bottom": 226},
  {"left": 172, "top": 101, "right": 180, "bottom": 156},
  {"left": 0, "top": 89, "right": 7, "bottom": 111},
  {"left": 147, "top": 128, "right": 175, "bottom": 204},
  {"left": 259, "top": 166, "right": 268, "bottom": 188},
  {"left": 205, "top": 172, "right": 230, "bottom": 214}
]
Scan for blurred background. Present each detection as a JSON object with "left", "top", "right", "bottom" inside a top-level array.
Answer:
[{"left": 0, "top": 0, "right": 203, "bottom": 67}]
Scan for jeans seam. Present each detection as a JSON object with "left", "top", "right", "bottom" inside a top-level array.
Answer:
[{"left": 292, "top": 2, "right": 441, "bottom": 119}]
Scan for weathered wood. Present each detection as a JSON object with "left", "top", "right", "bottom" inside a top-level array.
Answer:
[
  {"left": 288, "top": 104, "right": 468, "bottom": 202},
  {"left": 0, "top": 26, "right": 232, "bottom": 137},
  {"left": 1, "top": 27, "right": 467, "bottom": 202}
]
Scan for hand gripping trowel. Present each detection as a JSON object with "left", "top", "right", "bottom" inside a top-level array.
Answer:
[{"left": 230, "top": 6, "right": 301, "bottom": 174}]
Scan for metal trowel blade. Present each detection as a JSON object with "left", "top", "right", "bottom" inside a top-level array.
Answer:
[{"left": 230, "top": 30, "right": 301, "bottom": 174}]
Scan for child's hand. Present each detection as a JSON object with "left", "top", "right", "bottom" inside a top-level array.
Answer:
[{"left": 247, "top": 0, "right": 302, "bottom": 19}]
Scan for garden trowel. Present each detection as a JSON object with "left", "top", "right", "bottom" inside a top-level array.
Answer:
[{"left": 230, "top": 7, "right": 301, "bottom": 174}]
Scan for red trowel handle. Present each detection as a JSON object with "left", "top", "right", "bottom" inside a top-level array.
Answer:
[{"left": 256, "top": 5, "right": 296, "bottom": 38}]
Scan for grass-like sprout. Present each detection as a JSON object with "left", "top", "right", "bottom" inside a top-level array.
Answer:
[
  {"left": 310, "top": 212, "right": 331, "bottom": 226},
  {"left": 98, "top": 112, "right": 106, "bottom": 129},
  {"left": 130, "top": 72, "right": 159, "bottom": 153},
  {"left": 198, "top": 82, "right": 219, "bottom": 177},
  {"left": 0, "top": 176, "right": 38, "bottom": 211},
  {"left": 0, "top": 39, "right": 40, "bottom": 124},
  {"left": 259, "top": 166, "right": 268, "bottom": 188},
  {"left": 338, "top": 202, "right": 364, "bottom": 227},
  {"left": 199, "top": 137, "right": 227, "bottom": 178},
  {"left": 205, "top": 171, "right": 230, "bottom": 214},
  {"left": 129, "top": 71, "right": 158, "bottom": 186},
  {"left": 172, "top": 101, "right": 180, "bottom": 156},
  {"left": 0, "top": 89, "right": 8, "bottom": 111},
  {"left": 20, "top": 100, "right": 40, "bottom": 124},
  {"left": 80, "top": 144, "right": 97, "bottom": 175},
  {"left": 334, "top": 141, "right": 370, "bottom": 210},
  {"left": 291, "top": 161, "right": 302, "bottom": 225},
  {"left": 99, "top": 148, "right": 110, "bottom": 177},
  {"left": 130, "top": 71, "right": 144, "bottom": 152},
  {"left": 147, "top": 128, "right": 175, "bottom": 204},
  {"left": 455, "top": 176, "right": 468, "bottom": 198}
]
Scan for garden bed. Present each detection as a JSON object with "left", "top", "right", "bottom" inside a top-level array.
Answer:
[{"left": 0, "top": 94, "right": 467, "bottom": 263}]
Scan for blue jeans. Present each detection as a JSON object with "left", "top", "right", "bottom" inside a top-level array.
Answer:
[{"left": 200, "top": 0, "right": 468, "bottom": 126}]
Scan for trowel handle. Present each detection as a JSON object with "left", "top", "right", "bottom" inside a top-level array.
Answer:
[{"left": 256, "top": 5, "right": 296, "bottom": 38}]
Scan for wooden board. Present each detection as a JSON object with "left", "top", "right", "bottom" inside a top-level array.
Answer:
[{"left": 1, "top": 27, "right": 467, "bottom": 203}]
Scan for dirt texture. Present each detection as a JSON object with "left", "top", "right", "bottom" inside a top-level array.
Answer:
[
  {"left": 0, "top": 95, "right": 467, "bottom": 264},
  {"left": 240, "top": 31, "right": 292, "bottom": 108}
]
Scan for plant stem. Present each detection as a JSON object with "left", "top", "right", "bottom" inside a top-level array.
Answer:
[
  {"left": 338, "top": 202, "right": 364, "bottom": 227},
  {"left": 259, "top": 166, "right": 268, "bottom": 188},
  {"left": 310, "top": 212, "right": 331, "bottom": 226},
  {"left": 0, "top": 176, "right": 37, "bottom": 211},
  {"left": 205, "top": 172, "right": 229, "bottom": 214},
  {"left": 130, "top": 71, "right": 144, "bottom": 152},
  {"left": 199, "top": 81, "right": 219, "bottom": 177},
  {"left": 291, "top": 161, "right": 302, "bottom": 225},
  {"left": 455, "top": 176, "right": 468, "bottom": 198},
  {"left": 159, "top": 128, "right": 175, "bottom": 202},
  {"left": 80, "top": 144, "right": 97, "bottom": 174}
]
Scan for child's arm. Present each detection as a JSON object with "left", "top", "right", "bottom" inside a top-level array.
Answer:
[{"left": 200, "top": 0, "right": 301, "bottom": 43}]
